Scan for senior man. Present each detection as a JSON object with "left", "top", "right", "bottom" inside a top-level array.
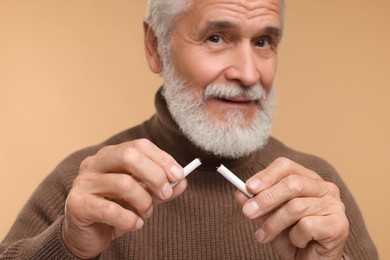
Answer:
[{"left": 0, "top": 0, "right": 378, "bottom": 259}]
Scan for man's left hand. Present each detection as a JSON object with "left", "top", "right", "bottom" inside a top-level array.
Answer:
[{"left": 235, "top": 157, "right": 349, "bottom": 260}]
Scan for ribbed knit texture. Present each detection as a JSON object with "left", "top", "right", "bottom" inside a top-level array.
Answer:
[{"left": 0, "top": 89, "right": 378, "bottom": 259}]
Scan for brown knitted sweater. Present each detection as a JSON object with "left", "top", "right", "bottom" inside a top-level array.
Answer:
[{"left": 0, "top": 89, "right": 378, "bottom": 259}]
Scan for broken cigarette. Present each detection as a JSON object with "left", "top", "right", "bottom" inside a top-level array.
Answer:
[
  {"left": 170, "top": 158, "right": 202, "bottom": 187},
  {"left": 216, "top": 164, "right": 254, "bottom": 198}
]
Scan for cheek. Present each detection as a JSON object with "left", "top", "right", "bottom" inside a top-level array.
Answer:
[
  {"left": 174, "top": 51, "right": 223, "bottom": 88},
  {"left": 258, "top": 60, "right": 277, "bottom": 90},
  {"left": 172, "top": 45, "right": 278, "bottom": 92}
]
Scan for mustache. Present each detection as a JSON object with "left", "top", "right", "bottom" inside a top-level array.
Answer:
[{"left": 203, "top": 83, "right": 264, "bottom": 101}]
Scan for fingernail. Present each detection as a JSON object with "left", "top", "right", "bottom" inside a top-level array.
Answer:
[
  {"left": 243, "top": 200, "right": 260, "bottom": 218},
  {"left": 162, "top": 183, "right": 173, "bottom": 199},
  {"left": 247, "top": 178, "right": 262, "bottom": 191},
  {"left": 255, "top": 228, "right": 266, "bottom": 243},
  {"left": 145, "top": 207, "right": 153, "bottom": 219},
  {"left": 170, "top": 165, "right": 183, "bottom": 180},
  {"left": 135, "top": 218, "right": 144, "bottom": 230}
]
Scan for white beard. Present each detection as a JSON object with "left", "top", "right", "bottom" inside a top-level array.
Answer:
[{"left": 161, "top": 63, "right": 276, "bottom": 159}]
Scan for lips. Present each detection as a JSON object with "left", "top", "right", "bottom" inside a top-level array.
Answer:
[{"left": 217, "top": 96, "right": 254, "bottom": 104}]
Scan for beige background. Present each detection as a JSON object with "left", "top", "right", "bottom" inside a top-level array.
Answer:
[{"left": 0, "top": 1, "right": 389, "bottom": 259}]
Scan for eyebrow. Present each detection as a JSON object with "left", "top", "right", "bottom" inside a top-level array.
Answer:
[
  {"left": 199, "top": 20, "right": 282, "bottom": 40},
  {"left": 205, "top": 20, "right": 238, "bottom": 31},
  {"left": 265, "top": 26, "right": 282, "bottom": 39}
]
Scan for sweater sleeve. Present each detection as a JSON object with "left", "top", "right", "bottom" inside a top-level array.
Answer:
[
  {"left": 0, "top": 149, "right": 95, "bottom": 259},
  {"left": 0, "top": 217, "right": 78, "bottom": 260}
]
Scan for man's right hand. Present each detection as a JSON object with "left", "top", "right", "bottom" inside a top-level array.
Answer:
[{"left": 61, "top": 139, "right": 186, "bottom": 259}]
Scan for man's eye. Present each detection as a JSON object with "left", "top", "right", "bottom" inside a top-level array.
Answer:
[
  {"left": 256, "top": 38, "right": 270, "bottom": 47},
  {"left": 207, "top": 35, "right": 222, "bottom": 43}
]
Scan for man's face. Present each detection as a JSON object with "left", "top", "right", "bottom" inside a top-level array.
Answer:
[{"left": 169, "top": 0, "right": 282, "bottom": 126}]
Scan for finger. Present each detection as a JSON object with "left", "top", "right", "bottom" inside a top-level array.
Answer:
[
  {"left": 78, "top": 173, "right": 154, "bottom": 219},
  {"left": 153, "top": 179, "right": 188, "bottom": 205},
  {"left": 81, "top": 141, "right": 183, "bottom": 200},
  {"left": 289, "top": 214, "right": 349, "bottom": 250},
  {"left": 246, "top": 157, "right": 322, "bottom": 194},
  {"left": 129, "top": 139, "right": 184, "bottom": 181},
  {"left": 243, "top": 175, "right": 332, "bottom": 219},
  {"left": 66, "top": 192, "right": 144, "bottom": 233},
  {"left": 95, "top": 144, "right": 116, "bottom": 156},
  {"left": 235, "top": 189, "right": 251, "bottom": 206},
  {"left": 258, "top": 197, "right": 345, "bottom": 243},
  {"left": 171, "top": 178, "right": 188, "bottom": 199},
  {"left": 268, "top": 230, "right": 297, "bottom": 259},
  {"left": 84, "top": 139, "right": 184, "bottom": 182}
]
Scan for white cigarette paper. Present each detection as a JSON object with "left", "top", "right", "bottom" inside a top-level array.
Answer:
[
  {"left": 170, "top": 158, "right": 202, "bottom": 187},
  {"left": 216, "top": 164, "right": 254, "bottom": 198}
]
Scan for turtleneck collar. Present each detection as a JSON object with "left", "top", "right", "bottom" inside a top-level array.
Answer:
[{"left": 142, "top": 88, "right": 272, "bottom": 174}]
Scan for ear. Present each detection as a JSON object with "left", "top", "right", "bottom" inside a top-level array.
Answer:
[{"left": 143, "top": 21, "right": 162, "bottom": 74}]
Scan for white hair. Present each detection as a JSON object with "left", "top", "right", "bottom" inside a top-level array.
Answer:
[
  {"left": 144, "top": 0, "right": 192, "bottom": 67},
  {"left": 145, "top": 0, "right": 285, "bottom": 66}
]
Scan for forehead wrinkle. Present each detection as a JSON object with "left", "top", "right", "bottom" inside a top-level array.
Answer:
[
  {"left": 182, "top": 0, "right": 282, "bottom": 40},
  {"left": 234, "top": 0, "right": 281, "bottom": 17},
  {"left": 206, "top": 0, "right": 280, "bottom": 18},
  {"left": 231, "top": 5, "right": 280, "bottom": 20},
  {"left": 194, "top": 0, "right": 281, "bottom": 26}
]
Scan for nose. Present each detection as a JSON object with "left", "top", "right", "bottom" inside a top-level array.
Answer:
[{"left": 224, "top": 43, "right": 260, "bottom": 87}]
